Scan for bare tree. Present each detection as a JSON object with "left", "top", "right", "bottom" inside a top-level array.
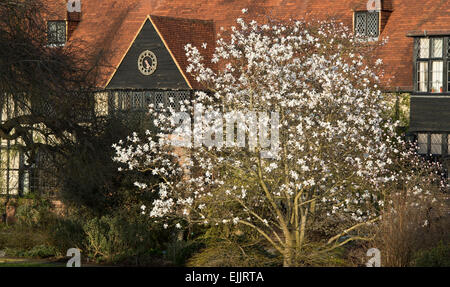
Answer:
[{"left": 0, "top": 0, "right": 100, "bottom": 216}]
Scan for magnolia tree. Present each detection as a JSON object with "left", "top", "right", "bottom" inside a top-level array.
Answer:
[{"left": 113, "top": 15, "right": 444, "bottom": 266}]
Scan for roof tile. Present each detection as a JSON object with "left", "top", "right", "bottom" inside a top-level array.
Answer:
[{"left": 43, "top": 0, "right": 450, "bottom": 91}]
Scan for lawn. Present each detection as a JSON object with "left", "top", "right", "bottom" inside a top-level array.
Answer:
[{"left": 0, "top": 257, "right": 66, "bottom": 267}]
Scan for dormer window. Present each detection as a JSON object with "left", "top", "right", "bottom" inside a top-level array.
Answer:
[
  {"left": 47, "top": 21, "right": 66, "bottom": 46},
  {"left": 354, "top": 11, "right": 379, "bottom": 38},
  {"left": 414, "top": 37, "right": 449, "bottom": 93}
]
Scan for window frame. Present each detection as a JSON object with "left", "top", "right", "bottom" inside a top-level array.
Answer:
[
  {"left": 416, "top": 132, "right": 450, "bottom": 156},
  {"left": 0, "top": 97, "right": 31, "bottom": 197},
  {"left": 354, "top": 11, "right": 380, "bottom": 39},
  {"left": 106, "top": 90, "right": 192, "bottom": 113},
  {"left": 47, "top": 20, "right": 67, "bottom": 46},
  {"left": 414, "top": 36, "right": 450, "bottom": 94}
]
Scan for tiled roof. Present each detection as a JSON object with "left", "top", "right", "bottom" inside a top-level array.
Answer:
[
  {"left": 42, "top": 0, "right": 450, "bottom": 91},
  {"left": 49, "top": 0, "right": 215, "bottom": 89},
  {"left": 146, "top": 15, "right": 216, "bottom": 90},
  {"left": 408, "top": 0, "right": 450, "bottom": 35},
  {"left": 43, "top": 0, "right": 67, "bottom": 20}
]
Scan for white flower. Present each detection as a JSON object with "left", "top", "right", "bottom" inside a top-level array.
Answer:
[
  {"left": 134, "top": 182, "right": 148, "bottom": 189},
  {"left": 175, "top": 223, "right": 182, "bottom": 229},
  {"left": 241, "top": 8, "right": 248, "bottom": 14}
]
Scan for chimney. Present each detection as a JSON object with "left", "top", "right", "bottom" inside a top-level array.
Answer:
[{"left": 67, "top": 0, "right": 81, "bottom": 40}]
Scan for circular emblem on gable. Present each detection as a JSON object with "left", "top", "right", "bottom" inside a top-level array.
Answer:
[{"left": 138, "top": 50, "right": 157, "bottom": 75}]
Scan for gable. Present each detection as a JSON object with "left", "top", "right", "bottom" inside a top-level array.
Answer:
[{"left": 106, "top": 18, "right": 190, "bottom": 90}]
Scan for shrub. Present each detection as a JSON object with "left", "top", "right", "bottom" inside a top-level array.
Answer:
[
  {"left": 24, "top": 244, "right": 58, "bottom": 258},
  {"left": 83, "top": 211, "right": 166, "bottom": 265},
  {"left": 165, "top": 240, "right": 203, "bottom": 266},
  {"left": 0, "top": 225, "right": 48, "bottom": 251},
  {"left": 414, "top": 241, "right": 450, "bottom": 267},
  {"left": 14, "top": 195, "right": 54, "bottom": 228},
  {"left": 47, "top": 217, "right": 86, "bottom": 254}
]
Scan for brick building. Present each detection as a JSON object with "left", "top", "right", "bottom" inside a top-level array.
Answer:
[{"left": 1, "top": 0, "right": 450, "bottom": 196}]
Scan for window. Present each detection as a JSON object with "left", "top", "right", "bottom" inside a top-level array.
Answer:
[
  {"left": 47, "top": 21, "right": 66, "bottom": 46},
  {"left": 417, "top": 133, "right": 446, "bottom": 155},
  {"left": 431, "top": 134, "right": 442, "bottom": 155},
  {"left": 415, "top": 37, "right": 450, "bottom": 93},
  {"left": 448, "top": 38, "right": 450, "bottom": 91},
  {"left": 0, "top": 97, "right": 31, "bottom": 196},
  {"left": 354, "top": 11, "right": 379, "bottom": 38},
  {"left": 107, "top": 90, "right": 191, "bottom": 112},
  {"left": 418, "top": 133, "right": 428, "bottom": 154},
  {"left": 447, "top": 134, "right": 450, "bottom": 155}
]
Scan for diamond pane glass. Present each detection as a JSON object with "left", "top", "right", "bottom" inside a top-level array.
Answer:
[
  {"left": 419, "top": 38, "right": 430, "bottom": 58},
  {"left": 418, "top": 133, "right": 428, "bottom": 154},
  {"left": 431, "top": 134, "right": 442, "bottom": 155},
  {"left": 145, "top": 91, "right": 153, "bottom": 108},
  {"left": 447, "top": 135, "right": 450, "bottom": 155},
  {"left": 178, "top": 92, "right": 190, "bottom": 109},
  {"left": 367, "top": 12, "right": 379, "bottom": 37},
  {"left": 132, "top": 92, "right": 145, "bottom": 109},
  {"left": 417, "top": 134, "right": 428, "bottom": 154},
  {"left": 355, "top": 13, "right": 366, "bottom": 36},
  {"left": 155, "top": 92, "right": 164, "bottom": 110},
  {"left": 168, "top": 97, "right": 176, "bottom": 110},
  {"left": 8, "top": 170, "right": 20, "bottom": 195},
  {"left": 432, "top": 38, "right": 443, "bottom": 58},
  {"left": 57, "top": 24, "right": 65, "bottom": 43},
  {"left": 447, "top": 38, "right": 450, "bottom": 57},
  {"left": 48, "top": 21, "right": 66, "bottom": 45},
  {"left": 120, "top": 91, "right": 132, "bottom": 110},
  {"left": 431, "top": 61, "right": 443, "bottom": 93}
]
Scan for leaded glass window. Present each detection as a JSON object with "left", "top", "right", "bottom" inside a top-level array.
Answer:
[
  {"left": 447, "top": 135, "right": 450, "bottom": 155},
  {"left": 432, "top": 38, "right": 443, "bottom": 58},
  {"left": 417, "top": 62, "right": 429, "bottom": 92},
  {"left": 355, "top": 13, "right": 366, "bottom": 36},
  {"left": 418, "top": 133, "right": 428, "bottom": 155},
  {"left": 354, "top": 12, "right": 379, "bottom": 38},
  {"left": 448, "top": 38, "right": 450, "bottom": 57},
  {"left": 431, "top": 134, "right": 442, "bottom": 155},
  {"left": 47, "top": 21, "right": 66, "bottom": 46},
  {"left": 178, "top": 93, "right": 190, "bottom": 106},
  {"left": 106, "top": 90, "right": 191, "bottom": 113},
  {"left": 414, "top": 37, "right": 450, "bottom": 93},
  {"left": 418, "top": 38, "right": 430, "bottom": 59},
  {"left": 431, "top": 61, "right": 444, "bottom": 93},
  {"left": 367, "top": 12, "right": 379, "bottom": 37},
  {"left": 448, "top": 61, "right": 450, "bottom": 92},
  {"left": 154, "top": 92, "right": 165, "bottom": 110},
  {"left": 0, "top": 96, "right": 31, "bottom": 196}
]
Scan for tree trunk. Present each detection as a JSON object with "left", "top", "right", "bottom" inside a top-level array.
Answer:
[{"left": 283, "top": 247, "right": 294, "bottom": 267}]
